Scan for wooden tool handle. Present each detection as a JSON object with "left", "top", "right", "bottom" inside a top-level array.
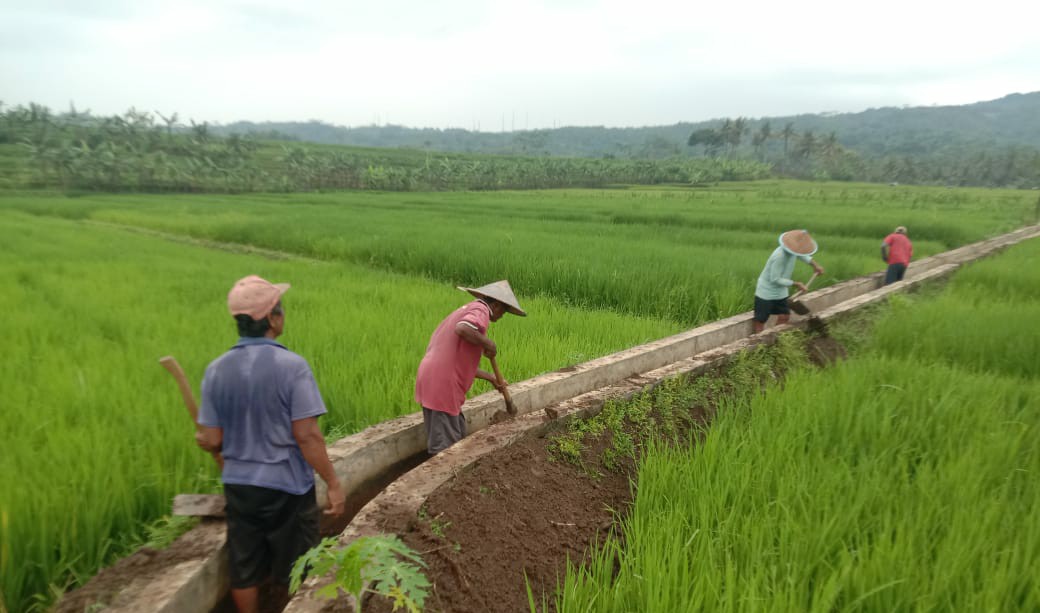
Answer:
[
  {"left": 488, "top": 355, "right": 517, "bottom": 414},
  {"left": 159, "top": 356, "right": 201, "bottom": 429},
  {"left": 489, "top": 356, "right": 511, "bottom": 400},
  {"left": 792, "top": 271, "right": 820, "bottom": 299},
  {"left": 160, "top": 355, "right": 224, "bottom": 469}
]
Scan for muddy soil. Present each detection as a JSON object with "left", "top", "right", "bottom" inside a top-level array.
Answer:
[
  {"left": 56, "top": 452, "right": 426, "bottom": 613},
  {"left": 55, "top": 520, "right": 224, "bottom": 613},
  {"left": 806, "top": 335, "right": 847, "bottom": 366},
  {"left": 379, "top": 429, "right": 635, "bottom": 613},
  {"left": 361, "top": 404, "right": 716, "bottom": 613}
]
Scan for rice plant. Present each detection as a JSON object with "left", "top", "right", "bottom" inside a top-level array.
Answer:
[{"left": 3, "top": 181, "right": 1032, "bottom": 327}]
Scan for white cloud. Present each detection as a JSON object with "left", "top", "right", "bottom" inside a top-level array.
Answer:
[{"left": 1, "top": 0, "right": 1037, "bottom": 128}]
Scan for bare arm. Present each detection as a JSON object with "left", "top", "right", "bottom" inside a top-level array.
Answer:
[
  {"left": 195, "top": 426, "right": 223, "bottom": 453},
  {"left": 292, "top": 417, "right": 345, "bottom": 516},
  {"left": 455, "top": 322, "right": 496, "bottom": 357},
  {"left": 475, "top": 368, "right": 506, "bottom": 391}
]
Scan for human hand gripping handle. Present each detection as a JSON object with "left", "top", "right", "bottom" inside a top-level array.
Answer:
[
  {"left": 159, "top": 356, "right": 224, "bottom": 469},
  {"left": 791, "top": 271, "right": 820, "bottom": 299}
]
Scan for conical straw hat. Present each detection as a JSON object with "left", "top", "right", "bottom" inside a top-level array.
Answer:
[
  {"left": 457, "top": 280, "right": 527, "bottom": 317},
  {"left": 779, "top": 230, "right": 818, "bottom": 256}
]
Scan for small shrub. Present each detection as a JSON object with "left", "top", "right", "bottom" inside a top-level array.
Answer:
[{"left": 290, "top": 534, "right": 430, "bottom": 613}]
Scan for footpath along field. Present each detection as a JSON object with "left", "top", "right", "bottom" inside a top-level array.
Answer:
[
  {"left": 559, "top": 238, "right": 1040, "bottom": 612},
  {"left": 0, "top": 181, "right": 1034, "bottom": 611}
]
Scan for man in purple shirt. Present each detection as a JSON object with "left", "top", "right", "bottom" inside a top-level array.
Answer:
[{"left": 195, "top": 275, "right": 345, "bottom": 613}]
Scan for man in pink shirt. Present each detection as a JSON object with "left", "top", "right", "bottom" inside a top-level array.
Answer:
[
  {"left": 882, "top": 226, "right": 913, "bottom": 285},
  {"left": 415, "top": 280, "right": 527, "bottom": 454}
]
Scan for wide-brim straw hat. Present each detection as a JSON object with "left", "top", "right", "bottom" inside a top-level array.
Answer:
[
  {"left": 779, "top": 230, "right": 818, "bottom": 256},
  {"left": 458, "top": 280, "right": 527, "bottom": 317}
]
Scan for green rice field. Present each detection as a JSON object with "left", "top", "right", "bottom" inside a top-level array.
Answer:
[
  {"left": 0, "top": 181, "right": 1035, "bottom": 611},
  {"left": 559, "top": 238, "right": 1040, "bottom": 612}
]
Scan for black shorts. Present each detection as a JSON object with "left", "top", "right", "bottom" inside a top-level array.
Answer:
[
  {"left": 224, "top": 484, "right": 320, "bottom": 588},
  {"left": 753, "top": 296, "right": 789, "bottom": 323}
]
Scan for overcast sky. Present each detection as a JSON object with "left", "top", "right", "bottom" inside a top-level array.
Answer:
[{"left": 2, "top": 0, "right": 1038, "bottom": 130}]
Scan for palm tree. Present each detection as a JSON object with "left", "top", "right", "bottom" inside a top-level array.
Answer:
[
  {"left": 728, "top": 117, "right": 747, "bottom": 156},
  {"left": 820, "top": 131, "right": 840, "bottom": 157},
  {"left": 795, "top": 130, "right": 817, "bottom": 159},
  {"left": 752, "top": 121, "right": 772, "bottom": 161},
  {"left": 781, "top": 122, "right": 795, "bottom": 157},
  {"left": 155, "top": 111, "right": 180, "bottom": 141}
]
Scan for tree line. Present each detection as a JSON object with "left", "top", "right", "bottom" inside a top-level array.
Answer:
[
  {"left": 686, "top": 117, "right": 1040, "bottom": 188},
  {"left": 210, "top": 92, "right": 1040, "bottom": 189},
  {"left": 0, "top": 103, "right": 770, "bottom": 193},
  {"left": 4, "top": 101, "right": 1036, "bottom": 192}
]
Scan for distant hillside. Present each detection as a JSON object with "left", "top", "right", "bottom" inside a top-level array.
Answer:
[
  {"left": 3, "top": 93, "right": 1037, "bottom": 190},
  {"left": 216, "top": 92, "right": 1040, "bottom": 159},
  {"left": 766, "top": 92, "right": 1040, "bottom": 157}
]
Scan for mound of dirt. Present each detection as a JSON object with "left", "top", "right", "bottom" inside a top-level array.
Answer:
[
  {"left": 359, "top": 425, "right": 632, "bottom": 613},
  {"left": 361, "top": 335, "right": 846, "bottom": 613},
  {"left": 807, "top": 335, "right": 848, "bottom": 366}
]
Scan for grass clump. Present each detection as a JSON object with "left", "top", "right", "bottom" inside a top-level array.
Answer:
[{"left": 548, "top": 332, "right": 809, "bottom": 471}]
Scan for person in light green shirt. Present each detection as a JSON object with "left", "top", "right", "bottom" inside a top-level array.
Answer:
[{"left": 753, "top": 230, "right": 824, "bottom": 334}]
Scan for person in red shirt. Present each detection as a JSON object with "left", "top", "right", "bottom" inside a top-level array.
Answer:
[
  {"left": 881, "top": 226, "right": 913, "bottom": 285},
  {"left": 415, "top": 281, "right": 526, "bottom": 454}
]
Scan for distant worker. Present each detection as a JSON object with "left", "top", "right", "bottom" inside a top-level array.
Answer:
[
  {"left": 195, "top": 275, "right": 346, "bottom": 613},
  {"left": 753, "top": 230, "right": 825, "bottom": 334},
  {"left": 881, "top": 226, "right": 913, "bottom": 285},
  {"left": 415, "top": 281, "right": 526, "bottom": 455}
]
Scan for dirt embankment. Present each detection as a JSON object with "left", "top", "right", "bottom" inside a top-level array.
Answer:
[
  {"left": 358, "top": 334, "right": 846, "bottom": 613},
  {"left": 60, "top": 334, "right": 844, "bottom": 613}
]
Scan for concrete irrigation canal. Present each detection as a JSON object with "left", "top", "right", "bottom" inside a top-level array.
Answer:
[{"left": 61, "top": 224, "right": 1040, "bottom": 613}]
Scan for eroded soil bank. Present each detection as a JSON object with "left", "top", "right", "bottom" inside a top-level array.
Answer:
[{"left": 357, "top": 334, "right": 845, "bottom": 613}]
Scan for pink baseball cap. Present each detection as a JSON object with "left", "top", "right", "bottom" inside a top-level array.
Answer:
[{"left": 227, "top": 275, "right": 290, "bottom": 320}]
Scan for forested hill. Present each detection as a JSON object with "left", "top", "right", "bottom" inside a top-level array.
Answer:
[
  {"left": 216, "top": 92, "right": 1040, "bottom": 159},
  {"left": 771, "top": 92, "right": 1040, "bottom": 157}
]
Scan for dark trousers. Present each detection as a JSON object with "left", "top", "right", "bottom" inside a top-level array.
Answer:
[{"left": 884, "top": 263, "right": 907, "bottom": 285}]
